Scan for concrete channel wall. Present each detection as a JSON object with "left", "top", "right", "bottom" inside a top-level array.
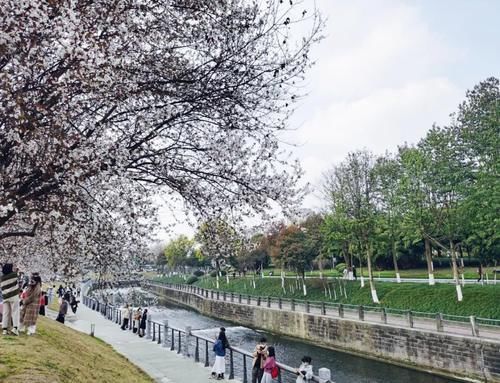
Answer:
[{"left": 146, "top": 283, "right": 500, "bottom": 383}]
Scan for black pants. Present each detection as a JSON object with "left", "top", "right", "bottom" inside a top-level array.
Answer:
[
  {"left": 252, "top": 367, "right": 264, "bottom": 383},
  {"left": 121, "top": 318, "right": 129, "bottom": 330}
]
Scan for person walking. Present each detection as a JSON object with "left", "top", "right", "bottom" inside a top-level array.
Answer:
[
  {"left": 20, "top": 274, "right": 42, "bottom": 335},
  {"left": 295, "top": 356, "right": 313, "bottom": 382},
  {"left": 261, "top": 346, "right": 277, "bottom": 383},
  {"left": 1, "top": 263, "right": 20, "bottom": 336},
  {"left": 70, "top": 294, "right": 79, "bottom": 314},
  {"left": 47, "top": 285, "right": 55, "bottom": 304},
  {"left": 56, "top": 292, "right": 70, "bottom": 324},
  {"left": 120, "top": 304, "right": 130, "bottom": 330},
  {"left": 252, "top": 336, "right": 268, "bottom": 383},
  {"left": 139, "top": 308, "right": 147, "bottom": 337},
  {"left": 211, "top": 327, "right": 230, "bottom": 380}
]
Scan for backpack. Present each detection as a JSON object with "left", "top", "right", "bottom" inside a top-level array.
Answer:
[{"left": 271, "top": 365, "right": 279, "bottom": 379}]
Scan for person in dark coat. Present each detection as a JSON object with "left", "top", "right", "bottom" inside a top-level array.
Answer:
[
  {"left": 139, "top": 309, "right": 148, "bottom": 337},
  {"left": 56, "top": 292, "right": 70, "bottom": 324},
  {"left": 39, "top": 292, "right": 48, "bottom": 316},
  {"left": 70, "top": 294, "right": 79, "bottom": 314}
]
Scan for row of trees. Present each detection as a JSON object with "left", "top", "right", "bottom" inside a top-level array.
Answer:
[
  {"left": 161, "top": 78, "right": 499, "bottom": 304},
  {"left": 0, "top": 1, "right": 321, "bottom": 276}
]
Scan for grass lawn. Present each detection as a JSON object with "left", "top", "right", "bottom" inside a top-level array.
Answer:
[
  {"left": 153, "top": 275, "right": 500, "bottom": 319},
  {"left": 263, "top": 266, "right": 498, "bottom": 280},
  {"left": 0, "top": 316, "right": 153, "bottom": 383}
]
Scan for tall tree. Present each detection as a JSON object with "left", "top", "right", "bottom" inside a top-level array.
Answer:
[{"left": 323, "top": 150, "right": 380, "bottom": 303}]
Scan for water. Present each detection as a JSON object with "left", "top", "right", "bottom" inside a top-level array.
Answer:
[{"left": 148, "top": 298, "right": 460, "bottom": 383}]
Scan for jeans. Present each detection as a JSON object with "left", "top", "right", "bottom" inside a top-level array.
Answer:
[{"left": 252, "top": 367, "right": 264, "bottom": 383}]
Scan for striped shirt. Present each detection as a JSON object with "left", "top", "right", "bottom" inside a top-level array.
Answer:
[{"left": 0, "top": 272, "right": 20, "bottom": 301}]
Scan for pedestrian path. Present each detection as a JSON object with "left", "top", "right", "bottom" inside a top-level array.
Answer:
[{"left": 49, "top": 304, "right": 233, "bottom": 383}]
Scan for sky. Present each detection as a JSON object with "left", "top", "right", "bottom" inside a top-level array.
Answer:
[{"left": 158, "top": 0, "right": 500, "bottom": 240}]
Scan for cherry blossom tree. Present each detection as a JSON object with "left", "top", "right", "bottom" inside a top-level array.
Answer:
[{"left": 0, "top": 1, "right": 323, "bottom": 272}]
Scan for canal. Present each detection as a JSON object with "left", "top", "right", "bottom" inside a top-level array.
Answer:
[{"left": 148, "top": 297, "right": 460, "bottom": 383}]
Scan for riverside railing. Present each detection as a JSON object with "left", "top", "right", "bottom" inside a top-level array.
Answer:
[
  {"left": 144, "top": 280, "right": 500, "bottom": 340},
  {"left": 81, "top": 295, "right": 331, "bottom": 383}
]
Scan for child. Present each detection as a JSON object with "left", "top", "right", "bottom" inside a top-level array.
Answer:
[
  {"left": 261, "top": 346, "right": 277, "bottom": 383},
  {"left": 295, "top": 356, "right": 313, "bottom": 382}
]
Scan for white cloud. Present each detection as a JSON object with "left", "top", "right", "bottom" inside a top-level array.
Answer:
[{"left": 285, "top": 0, "right": 465, "bottom": 207}]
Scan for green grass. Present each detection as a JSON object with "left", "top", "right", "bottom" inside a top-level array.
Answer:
[
  {"left": 153, "top": 275, "right": 500, "bottom": 319},
  {"left": 0, "top": 316, "right": 153, "bottom": 383},
  {"left": 264, "top": 266, "right": 498, "bottom": 280}
]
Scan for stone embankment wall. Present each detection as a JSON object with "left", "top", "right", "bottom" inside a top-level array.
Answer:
[{"left": 147, "top": 284, "right": 500, "bottom": 383}]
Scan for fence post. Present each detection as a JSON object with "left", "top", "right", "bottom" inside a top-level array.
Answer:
[
  {"left": 257, "top": 297, "right": 261, "bottom": 306},
  {"left": 278, "top": 297, "right": 282, "bottom": 310},
  {"left": 291, "top": 299, "right": 295, "bottom": 311},
  {"left": 195, "top": 337, "right": 200, "bottom": 362},
  {"left": 306, "top": 301, "right": 310, "bottom": 313},
  {"left": 223, "top": 292, "right": 226, "bottom": 301},
  {"left": 267, "top": 296, "right": 271, "bottom": 308},
  {"left": 185, "top": 326, "right": 192, "bottom": 357},
  {"left": 243, "top": 354, "right": 248, "bottom": 383},
  {"left": 229, "top": 349, "right": 235, "bottom": 379},
  {"left": 407, "top": 310, "right": 414, "bottom": 328},
  {"left": 247, "top": 295, "right": 251, "bottom": 305},
  {"left": 358, "top": 305, "right": 364, "bottom": 321},
  {"left": 205, "top": 340, "right": 209, "bottom": 367},
  {"left": 171, "top": 328, "right": 175, "bottom": 351},
  {"left": 436, "top": 313, "right": 443, "bottom": 332},
  {"left": 217, "top": 291, "right": 220, "bottom": 300},
  {"left": 162, "top": 320, "right": 168, "bottom": 347},
  {"left": 321, "top": 302, "right": 326, "bottom": 315},
  {"left": 231, "top": 293, "right": 234, "bottom": 302},
  {"left": 178, "top": 331, "right": 182, "bottom": 354},
  {"left": 146, "top": 315, "right": 151, "bottom": 339},
  {"left": 470, "top": 316, "right": 480, "bottom": 337},
  {"left": 381, "top": 308, "right": 387, "bottom": 324}
]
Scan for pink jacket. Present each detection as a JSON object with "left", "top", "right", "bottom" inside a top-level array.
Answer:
[{"left": 263, "top": 356, "right": 276, "bottom": 374}]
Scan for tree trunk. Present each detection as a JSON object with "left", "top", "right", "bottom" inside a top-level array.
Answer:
[
  {"left": 342, "top": 242, "right": 351, "bottom": 275},
  {"left": 366, "top": 244, "right": 379, "bottom": 303},
  {"left": 424, "top": 238, "right": 435, "bottom": 285},
  {"left": 449, "top": 240, "right": 463, "bottom": 301},
  {"left": 392, "top": 240, "right": 401, "bottom": 283}
]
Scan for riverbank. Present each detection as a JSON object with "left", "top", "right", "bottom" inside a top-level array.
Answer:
[
  {"left": 0, "top": 316, "right": 153, "bottom": 383},
  {"left": 146, "top": 282, "right": 500, "bottom": 383},
  {"left": 153, "top": 276, "right": 500, "bottom": 319}
]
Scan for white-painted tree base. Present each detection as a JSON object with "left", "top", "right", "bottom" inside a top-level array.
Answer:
[
  {"left": 303, "top": 284, "right": 307, "bottom": 296},
  {"left": 428, "top": 273, "right": 435, "bottom": 286},
  {"left": 371, "top": 289, "right": 380, "bottom": 303},
  {"left": 456, "top": 284, "right": 463, "bottom": 301},
  {"left": 396, "top": 273, "right": 401, "bottom": 283},
  {"left": 360, "top": 276, "right": 365, "bottom": 288}
]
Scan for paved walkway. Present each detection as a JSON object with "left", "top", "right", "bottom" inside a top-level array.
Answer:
[{"left": 48, "top": 304, "right": 232, "bottom": 383}]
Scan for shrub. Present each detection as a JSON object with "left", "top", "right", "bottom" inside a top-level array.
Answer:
[
  {"left": 193, "top": 270, "right": 205, "bottom": 277},
  {"left": 335, "top": 263, "right": 346, "bottom": 273},
  {"left": 186, "top": 275, "right": 199, "bottom": 284}
]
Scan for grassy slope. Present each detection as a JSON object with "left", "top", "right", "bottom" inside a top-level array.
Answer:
[
  {"left": 154, "top": 275, "right": 500, "bottom": 319},
  {"left": 0, "top": 316, "right": 153, "bottom": 383},
  {"left": 263, "top": 266, "right": 498, "bottom": 280}
]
